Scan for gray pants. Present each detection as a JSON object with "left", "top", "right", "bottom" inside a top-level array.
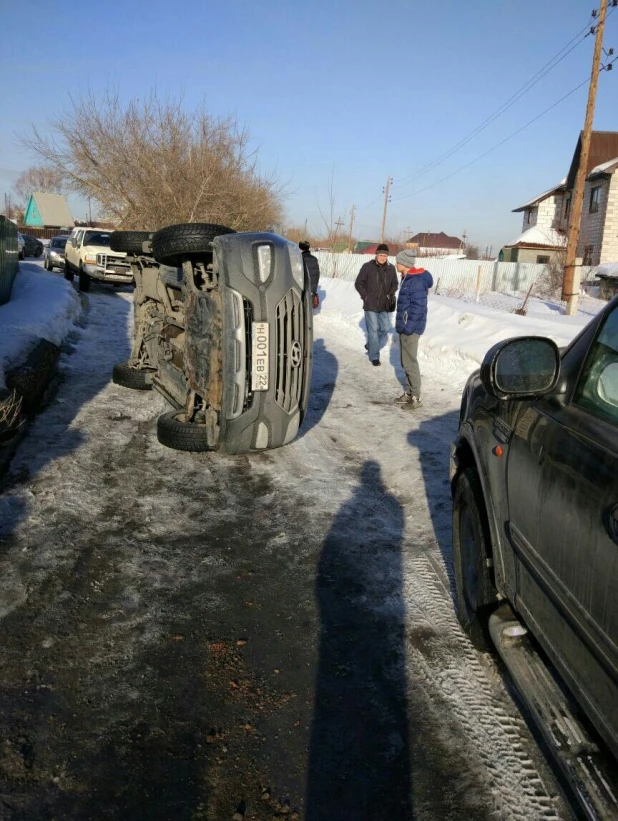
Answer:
[{"left": 400, "top": 332, "right": 421, "bottom": 397}]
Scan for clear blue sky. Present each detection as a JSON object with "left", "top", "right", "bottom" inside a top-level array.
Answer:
[{"left": 1, "top": 0, "right": 617, "bottom": 251}]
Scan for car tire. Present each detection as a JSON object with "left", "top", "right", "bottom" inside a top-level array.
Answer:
[
  {"left": 110, "top": 230, "right": 152, "bottom": 255},
  {"left": 452, "top": 467, "right": 496, "bottom": 651},
  {"left": 64, "top": 261, "right": 73, "bottom": 281},
  {"left": 44, "top": 258, "right": 49, "bottom": 271},
  {"left": 156, "top": 410, "right": 210, "bottom": 452},
  {"left": 35, "top": 247, "right": 43, "bottom": 258},
  {"left": 19, "top": 250, "right": 24, "bottom": 261},
  {"left": 112, "top": 362, "right": 153, "bottom": 391},
  {"left": 78, "top": 268, "right": 90, "bottom": 292},
  {"left": 151, "top": 223, "right": 236, "bottom": 268}
]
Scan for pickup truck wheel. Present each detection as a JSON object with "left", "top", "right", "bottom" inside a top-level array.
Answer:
[
  {"left": 157, "top": 410, "right": 210, "bottom": 452},
  {"left": 110, "top": 230, "right": 152, "bottom": 254},
  {"left": 452, "top": 468, "right": 496, "bottom": 651},
  {"left": 64, "top": 261, "right": 73, "bottom": 281},
  {"left": 78, "top": 268, "right": 91, "bottom": 292},
  {"left": 112, "top": 362, "right": 153, "bottom": 391},
  {"left": 151, "top": 223, "right": 236, "bottom": 267}
]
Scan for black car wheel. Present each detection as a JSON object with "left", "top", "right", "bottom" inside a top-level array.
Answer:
[
  {"left": 34, "top": 246, "right": 43, "bottom": 258},
  {"left": 110, "top": 230, "right": 153, "bottom": 255},
  {"left": 64, "top": 260, "right": 73, "bottom": 281},
  {"left": 78, "top": 267, "right": 90, "bottom": 292},
  {"left": 112, "top": 362, "right": 153, "bottom": 391},
  {"left": 157, "top": 410, "right": 210, "bottom": 452},
  {"left": 151, "top": 223, "right": 236, "bottom": 268},
  {"left": 452, "top": 467, "right": 496, "bottom": 651},
  {"left": 19, "top": 249, "right": 24, "bottom": 260}
]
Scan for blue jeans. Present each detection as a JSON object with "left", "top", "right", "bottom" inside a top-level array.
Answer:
[{"left": 364, "top": 311, "right": 391, "bottom": 361}]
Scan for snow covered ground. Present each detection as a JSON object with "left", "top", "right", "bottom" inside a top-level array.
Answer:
[{"left": 0, "top": 263, "right": 605, "bottom": 818}]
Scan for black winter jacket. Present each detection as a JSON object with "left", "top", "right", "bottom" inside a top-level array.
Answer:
[
  {"left": 354, "top": 259, "right": 398, "bottom": 312},
  {"left": 302, "top": 251, "right": 321, "bottom": 295}
]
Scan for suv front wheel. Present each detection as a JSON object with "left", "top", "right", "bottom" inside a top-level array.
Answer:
[{"left": 452, "top": 467, "right": 497, "bottom": 651}]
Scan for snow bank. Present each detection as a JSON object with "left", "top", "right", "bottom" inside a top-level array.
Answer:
[
  {"left": 318, "top": 277, "right": 597, "bottom": 368},
  {"left": 0, "top": 265, "right": 81, "bottom": 390}
]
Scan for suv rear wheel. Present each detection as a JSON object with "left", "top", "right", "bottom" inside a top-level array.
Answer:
[
  {"left": 112, "top": 362, "right": 153, "bottom": 391},
  {"left": 452, "top": 467, "right": 496, "bottom": 651}
]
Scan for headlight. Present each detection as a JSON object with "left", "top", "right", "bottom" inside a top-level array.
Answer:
[
  {"left": 289, "top": 245, "right": 304, "bottom": 289},
  {"left": 256, "top": 244, "right": 272, "bottom": 283},
  {"left": 83, "top": 254, "right": 97, "bottom": 264}
]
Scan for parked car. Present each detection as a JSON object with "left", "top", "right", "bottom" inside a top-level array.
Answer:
[
  {"left": 64, "top": 227, "right": 132, "bottom": 291},
  {"left": 21, "top": 234, "right": 44, "bottom": 258},
  {"left": 450, "top": 296, "right": 618, "bottom": 819},
  {"left": 43, "top": 235, "right": 69, "bottom": 271},
  {"left": 17, "top": 233, "right": 25, "bottom": 260},
  {"left": 111, "top": 223, "right": 313, "bottom": 454}
]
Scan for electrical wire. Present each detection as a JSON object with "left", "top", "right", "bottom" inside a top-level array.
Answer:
[
  {"left": 392, "top": 77, "right": 591, "bottom": 202},
  {"left": 396, "top": 11, "right": 599, "bottom": 188}
]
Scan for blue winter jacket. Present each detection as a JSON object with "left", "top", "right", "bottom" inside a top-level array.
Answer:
[{"left": 395, "top": 267, "right": 434, "bottom": 335}]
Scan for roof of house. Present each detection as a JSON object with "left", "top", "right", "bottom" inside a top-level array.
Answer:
[
  {"left": 25, "top": 192, "right": 74, "bottom": 227},
  {"left": 407, "top": 231, "right": 463, "bottom": 249},
  {"left": 504, "top": 225, "right": 566, "bottom": 250},
  {"left": 512, "top": 180, "right": 567, "bottom": 212},
  {"left": 566, "top": 131, "right": 618, "bottom": 189},
  {"left": 588, "top": 155, "right": 618, "bottom": 179}
]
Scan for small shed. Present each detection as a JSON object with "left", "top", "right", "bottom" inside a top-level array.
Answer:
[{"left": 23, "top": 192, "right": 74, "bottom": 229}]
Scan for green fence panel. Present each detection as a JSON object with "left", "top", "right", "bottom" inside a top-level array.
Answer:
[{"left": 0, "top": 216, "right": 19, "bottom": 305}]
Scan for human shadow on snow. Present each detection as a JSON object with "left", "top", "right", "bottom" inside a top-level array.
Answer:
[
  {"left": 307, "top": 460, "right": 413, "bottom": 820},
  {"left": 299, "top": 337, "right": 338, "bottom": 438}
]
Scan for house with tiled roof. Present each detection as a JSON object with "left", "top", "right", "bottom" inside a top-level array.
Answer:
[
  {"left": 502, "top": 131, "right": 618, "bottom": 266},
  {"left": 406, "top": 231, "right": 464, "bottom": 257},
  {"left": 23, "top": 192, "right": 74, "bottom": 229}
]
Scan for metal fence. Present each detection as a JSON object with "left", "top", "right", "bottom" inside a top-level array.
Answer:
[
  {"left": 314, "top": 251, "right": 597, "bottom": 296},
  {"left": 0, "top": 216, "right": 19, "bottom": 306}
]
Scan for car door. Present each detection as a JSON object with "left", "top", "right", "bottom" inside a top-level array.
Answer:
[{"left": 506, "top": 301, "right": 618, "bottom": 757}]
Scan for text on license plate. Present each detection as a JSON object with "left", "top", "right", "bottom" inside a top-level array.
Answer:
[{"left": 251, "top": 321, "right": 269, "bottom": 391}]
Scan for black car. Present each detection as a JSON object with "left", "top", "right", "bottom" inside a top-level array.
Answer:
[
  {"left": 21, "top": 234, "right": 44, "bottom": 258},
  {"left": 450, "top": 295, "right": 618, "bottom": 819}
]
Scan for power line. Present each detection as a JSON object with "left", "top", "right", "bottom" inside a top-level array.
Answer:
[
  {"left": 393, "top": 76, "right": 593, "bottom": 202},
  {"left": 396, "top": 11, "right": 600, "bottom": 188}
]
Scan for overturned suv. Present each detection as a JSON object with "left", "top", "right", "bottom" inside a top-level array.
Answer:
[{"left": 111, "top": 223, "right": 313, "bottom": 453}]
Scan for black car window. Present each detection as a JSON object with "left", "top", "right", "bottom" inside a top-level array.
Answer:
[
  {"left": 84, "top": 232, "right": 111, "bottom": 247},
  {"left": 574, "top": 303, "right": 618, "bottom": 426}
]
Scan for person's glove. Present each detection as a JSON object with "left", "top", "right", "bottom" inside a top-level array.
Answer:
[{"left": 312, "top": 293, "right": 320, "bottom": 308}]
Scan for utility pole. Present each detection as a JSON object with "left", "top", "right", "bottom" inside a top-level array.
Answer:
[
  {"left": 347, "top": 204, "right": 355, "bottom": 252},
  {"left": 460, "top": 228, "right": 468, "bottom": 254},
  {"left": 333, "top": 217, "right": 345, "bottom": 248},
  {"left": 563, "top": 0, "right": 607, "bottom": 315},
  {"left": 380, "top": 176, "right": 392, "bottom": 243}
]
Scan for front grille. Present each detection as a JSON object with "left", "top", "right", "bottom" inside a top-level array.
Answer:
[{"left": 275, "top": 289, "right": 305, "bottom": 413}]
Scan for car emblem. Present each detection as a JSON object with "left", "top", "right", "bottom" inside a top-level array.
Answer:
[{"left": 290, "top": 340, "right": 302, "bottom": 369}]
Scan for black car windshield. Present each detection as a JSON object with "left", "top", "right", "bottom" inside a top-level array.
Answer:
[
  {"left": 84, "top": 232, "right": 111, "bottom": 247},
  {"left": 51, "top": 237, "right": 67, "bottom": 249}
]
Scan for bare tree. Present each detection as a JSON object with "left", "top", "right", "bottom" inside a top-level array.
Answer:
[
  {"left": 465, "top": 243, "right": 481, "bottom": 259},
  {"left": 21, "top": 90, "right": 283, "bottom": 231},
  {"left": 13, "top": 165, "right": 65, "bottom": 201}
]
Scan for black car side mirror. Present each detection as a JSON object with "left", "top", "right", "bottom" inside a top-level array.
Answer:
[{"left": 480, "top": 336, "right": 560, "bottom": 400}]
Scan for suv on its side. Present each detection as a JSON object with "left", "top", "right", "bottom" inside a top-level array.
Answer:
[
  {"left": 64, "top": 227, "right": 132, "bottom": 291},
  {"left": 450, "top": 296, "right": 618, "bottom": 819},
  {"left": 111, "top": 223, "right": 313, "bottom": 454}
]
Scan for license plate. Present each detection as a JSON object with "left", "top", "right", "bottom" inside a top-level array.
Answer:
[{"left": 251, "top": 322, "right": 269, "bottom": 391}]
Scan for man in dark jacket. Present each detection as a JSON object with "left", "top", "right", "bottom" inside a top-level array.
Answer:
[
  {"left": 393, "top": 249, "right": 433, "bottom": 408},
  {"left": 299, "top": 241, "right": 320, "bottom": 304},
  {"left": 354, "top": 243, "right": 398, "bottom": 366}
]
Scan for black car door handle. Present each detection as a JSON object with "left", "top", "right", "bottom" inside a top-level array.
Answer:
[{"left": 605, "top": 504, "right": 618, "bottom": 545}]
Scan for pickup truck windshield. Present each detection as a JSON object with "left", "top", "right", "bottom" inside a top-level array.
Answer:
[{"left": 84, "top": 232, "right": 111, "bottom": 247}]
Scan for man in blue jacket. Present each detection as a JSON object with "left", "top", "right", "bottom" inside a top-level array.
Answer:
[{"left": 393, "top": 249, "right": 433, "bottom": 408}]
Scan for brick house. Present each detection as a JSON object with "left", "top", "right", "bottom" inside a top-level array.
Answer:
[
  {"left": 503, "top": 131, "right": 618, "bottom": 266},
  {"left": 406, "top": 231, "right": 464, "bottom": 256}
]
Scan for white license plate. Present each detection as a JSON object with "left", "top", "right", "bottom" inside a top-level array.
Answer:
[{"left": 251, "top": 321, "right": 269, "bottom": 391}]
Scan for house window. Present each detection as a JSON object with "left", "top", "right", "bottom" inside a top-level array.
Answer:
[
  {"left": 583, "top": 245, "right": 594, "bottom": 265},
  {"left": 564, "top": 197, "right": 571, "bottom": 218},
  {"left": 525, "top": 209, "right": 532, "bottom": 225},
  {"left": 589, "top": 185, "right": 601, "bottom": 214},
  {"left": 536, "top": 255, "right": 550, "bottom": 264}
]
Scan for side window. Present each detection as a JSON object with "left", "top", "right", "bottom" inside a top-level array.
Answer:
[
  {"left": 574, "top": 304, "right": 618, "bottom": 426},
  {"left": 75, "top": 230, "right": 84, "bottom": 247}
]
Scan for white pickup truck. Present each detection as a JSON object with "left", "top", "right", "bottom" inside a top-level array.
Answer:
[{"left": 64, "top": 227, "right": 133, "bottom": 291}]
